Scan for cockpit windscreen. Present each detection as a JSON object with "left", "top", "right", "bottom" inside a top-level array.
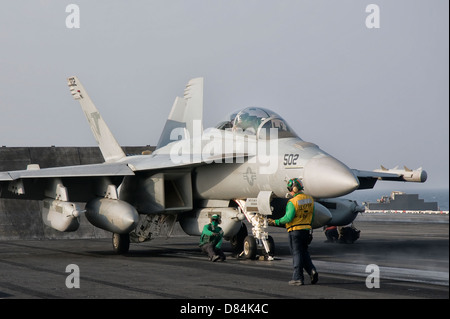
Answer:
[{"left": 216, "top": 107, "right": 298, "bottom": 139}]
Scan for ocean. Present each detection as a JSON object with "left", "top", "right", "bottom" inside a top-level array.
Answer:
[{"left": 342, "top": 187, "right": 449, "bottom": 211}]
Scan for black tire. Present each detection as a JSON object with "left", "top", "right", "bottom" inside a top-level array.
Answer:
[
  {"left": 112, "top": 233, "right": 130, "bottom": 254},
  {"left": 243, "top": 235, "right": 257, "bottom": 260},
  {"left": 230, "top": 223, "right": 248, "bottom": 255}
]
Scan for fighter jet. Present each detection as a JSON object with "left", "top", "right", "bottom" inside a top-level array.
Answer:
[{"left": 0, "top": 77, "right": 427, "bottom": 259}]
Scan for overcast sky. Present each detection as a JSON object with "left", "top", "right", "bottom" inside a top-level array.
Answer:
[{"left": 0, "top": 1, "right": 448, "bottom": 190}]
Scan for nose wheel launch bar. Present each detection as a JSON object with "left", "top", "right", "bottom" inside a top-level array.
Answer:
[{"left": 235, "top": 191, "right": 275, "bottom": 260}]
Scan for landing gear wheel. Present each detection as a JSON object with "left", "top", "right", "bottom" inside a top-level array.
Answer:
[
  {"left": 230, "top": 223, "right": 248, "bottom": 255},
  {"left": 112, "top": 233, "right": 130, "bottom": 254},
  {"left": 243, "top": 235, "right": 257, "bottom": 260}
]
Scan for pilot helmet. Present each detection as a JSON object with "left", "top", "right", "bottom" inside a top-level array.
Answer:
[{"left": 287, "top": 178, "right": 304, "bottom": 192}]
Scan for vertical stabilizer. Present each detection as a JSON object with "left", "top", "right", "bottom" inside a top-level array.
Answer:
[
  {"left": 156, "top": 77, "right": 204, "bottom": 149},
  {"left": 183, "top": 77, "right": 203, "bottom": 139},
  {"left": 68, "top": 76, "right": 126, "bottom": 162}
]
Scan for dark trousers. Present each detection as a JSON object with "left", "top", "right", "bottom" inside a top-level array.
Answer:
[
  {"left": 201, "top": 242, "right": 226, "bottom": 261},
  {"left": 325, "top": 228, "right": 339, "bottom": 242},
  {"left": 289, "top": 229, "right": 316, "bottom": 281}
]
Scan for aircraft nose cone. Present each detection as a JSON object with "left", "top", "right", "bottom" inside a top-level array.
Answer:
[{"left": 303, "top": 157, "right": 359, "bottom": 198}]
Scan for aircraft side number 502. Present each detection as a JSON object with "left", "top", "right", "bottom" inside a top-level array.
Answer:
[{"left": 283, "top": 154, "right": 299, "bottom": 166}]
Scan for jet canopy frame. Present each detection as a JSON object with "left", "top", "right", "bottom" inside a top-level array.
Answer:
[{"left": 216, "top": 107, "right": 299, "bottom": 140}]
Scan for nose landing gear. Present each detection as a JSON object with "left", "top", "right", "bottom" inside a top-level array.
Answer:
[
  {"left": 242, "top": 234, "right": 275, "bottom": 260},
  {"left": 235, "top": 191, "right": 275, "bottom": 260}
]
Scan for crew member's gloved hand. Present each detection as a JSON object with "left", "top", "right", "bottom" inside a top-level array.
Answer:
[{"left": 267, "top": 218, "right": 276, "bottom": 226}]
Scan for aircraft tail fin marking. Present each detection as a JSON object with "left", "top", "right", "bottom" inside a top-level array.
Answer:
[
  {"left": 183, "top": 77, "right": 204, "bottom": 139},
  {"left": 68, "top": 76, "right": 126, "bottom": 162},
  {"left": 156, "top": 77, "right": 203, "bottom": 149}
]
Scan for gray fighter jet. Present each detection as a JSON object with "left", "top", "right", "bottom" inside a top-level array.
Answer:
[{"left": 0, "top": 77, "right": 427, "bottom": 259}]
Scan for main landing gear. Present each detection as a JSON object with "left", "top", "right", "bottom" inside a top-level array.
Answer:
[{"left": 112, "top": 233, "right": 130, "bottom": 254}]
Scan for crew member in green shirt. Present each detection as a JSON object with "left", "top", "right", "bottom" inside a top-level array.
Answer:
[
  {"left": 199, "top": 214, "right": 226, "bottom": 262},
  {"left": 268, "top": 178, "right": 318, "bottom": 286}
]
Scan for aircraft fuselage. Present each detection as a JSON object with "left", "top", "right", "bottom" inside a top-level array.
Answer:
[{"left": 192, "top": 136, "right": 360, "bottom": 200}]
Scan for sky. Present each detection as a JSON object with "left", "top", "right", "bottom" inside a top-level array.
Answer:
[{"left": 0, "top": 1, "right": 448, "bottom": 190}]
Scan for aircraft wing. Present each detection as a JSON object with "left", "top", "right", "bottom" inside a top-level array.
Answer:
[
  {"left": 126, "top": 152, "right": 252, "bottom": 172},
  {"left": 0, "top": 162, "right": 135, "bottom": 201},
  {"left": 0, "top": 151, "right": 250, "bottom": 201},
  {"left": 353, "top": 166, "right": 427, "bottom": 189},
  {"left": 0, "top": 162, "right": 134, "bottom": 181}
]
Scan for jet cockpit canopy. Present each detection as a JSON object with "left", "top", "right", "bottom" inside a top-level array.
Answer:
[{"left": 216, "top": 107, "right": 299, "bottom": 139}]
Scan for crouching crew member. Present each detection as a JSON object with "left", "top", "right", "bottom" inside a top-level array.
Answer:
[{"left": 199, "top": 214, "right": 226, "bottom": 262}]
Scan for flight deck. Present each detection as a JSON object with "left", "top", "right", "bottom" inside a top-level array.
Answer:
[{"left": 0, "top": 213, "right": 447, "bottom": 303}]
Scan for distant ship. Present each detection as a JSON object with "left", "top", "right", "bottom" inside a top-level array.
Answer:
[{"left": 364, "top": 191, "right": 439, "bottom": 211}]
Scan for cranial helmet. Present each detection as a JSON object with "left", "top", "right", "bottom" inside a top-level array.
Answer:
[
  {"left": 211, "top": 214, "right": 221, "bottom": 224},
  {"left": 287, "top": 178, "right": 304, "bottom": 192}
]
